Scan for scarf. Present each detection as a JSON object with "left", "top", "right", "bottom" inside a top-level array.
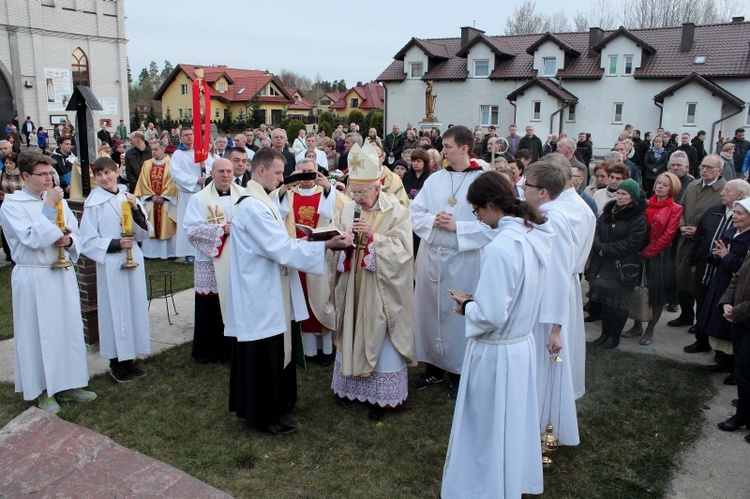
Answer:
[
  {"left": 652, "top": 147, "right": 664, "bottom": 160},
  {"left": 646, "top": 195, "right": 674, "bottom": 226}
]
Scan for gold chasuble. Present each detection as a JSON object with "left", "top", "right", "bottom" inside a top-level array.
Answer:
[
  {"left": 194, "top": 182, "right": 244, "bottom": 319},
  {"left": 333, "top": 193, "right": 416, "bottom": 377},
  {"left": 135, "top": 157, "right": 179, "bottom": 240}
]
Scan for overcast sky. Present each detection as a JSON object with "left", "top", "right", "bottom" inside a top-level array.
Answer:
[{"left": 124, "top": 0, "right": 748, "bottom": 88}]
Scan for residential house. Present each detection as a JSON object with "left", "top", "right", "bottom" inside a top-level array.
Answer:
[
  {"left": 328, "top": 82, "right": 385, "bottom": 118},
  {"left": 154, "top": 65, "right": 294, "bottom": 127},
  {"left": 286, "top": 87, "right": 316, "bottom": 123},
  {"left": 378, "top": 21, "right": 750, "bottom": 155}
]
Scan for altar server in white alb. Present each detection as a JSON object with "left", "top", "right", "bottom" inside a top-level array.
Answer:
[
  {"left": 0, "top": 151, "right": 96, "bottom": 414},
  {"left": 443, "top": 171, "right": 557, "bottom": 499},
  {"left": 170, "top": 127, "right": 214, "bottom": 261},
  {"left": 80, "top": 157, "right": 152, "bottom": 384},
  {"left": 523, "top": 160, "right": 581, "bottom": 447},
  {"left": 409, "top": 125, "right": 496, "bottom": 398},
  {"left": 224, "top": 148, "right": 352, "bottom": 436},
  {"left": 547, "top": 153, "right": 596, "bottom": 399}
]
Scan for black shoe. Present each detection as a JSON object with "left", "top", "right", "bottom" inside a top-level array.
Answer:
[
  {"left": 583, "top": 315, "right": 601, "bottom": 323},
  {"left": 413, "top": 373, "right": 444, "bottom": 390},
  {"left": 315, "top": 354, "right": 332, "bottom": 367},
  {"left": 718, "top": 414, "right": 748, "bottom": 432},
  {"left": 707, "top": 360, "right": 733, "bottom": 373},
  {"left": 667, "top": 317, "right": 694, "bottom": 327},
  {"left": 600, "top": 336, "right": 620, "bottom": 349},
  {"left": 265, "top": 423, "right": 297, "bottom": 436},
  {"left": 591, "top": 333, "right": 608, "bottom": 346},
  {"left": 666, "top": 304, "right": 679, "bottom": 313},
  {"left": 368, "top": 406, "right": 386, "bottom": 421},
  {"left": 732, "top": 399, "right": 739, "bottom": 408},
  {"left": 110, "top": 366, "right": 133, "bottom": 383},
  {"left": 122, "top": 360, "right": 146, "bottom": 378},
  {"left": 714, "top": 351, "right": 726, "bottom": 363},
  {"left": 745, "top": 433, "right": 750, "bottom": 444},
  {"left": 448, "top": 382, "right": 459, "bottom": 400},
  {"left": 688, "top": 325, "right": 700, "bottom": 335},
  {"left": 684, "top": 342, "right": 711, "bottom": 353},
  {"left": 724, "top": 374, "right": 738, "bottom": 386}
]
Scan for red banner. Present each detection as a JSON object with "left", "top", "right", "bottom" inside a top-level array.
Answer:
[{"left": 192, "top": 79, "right": 211, "bottom": 163}]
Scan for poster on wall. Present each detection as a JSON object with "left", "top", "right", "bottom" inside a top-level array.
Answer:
[
  {"left": 99, "top": 98, "right": 118, "bottom": 116},
  {"left": 44, "top": 68, "right": 72, "bottom": 111}
]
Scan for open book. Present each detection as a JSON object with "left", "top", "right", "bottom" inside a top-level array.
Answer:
[{"left": 295, "top": 224, "right": 343, "bottom": 241}]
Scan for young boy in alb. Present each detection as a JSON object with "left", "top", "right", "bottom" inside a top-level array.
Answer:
[{"left": 80, "top": 157, "right": 152, "bottom": 383}]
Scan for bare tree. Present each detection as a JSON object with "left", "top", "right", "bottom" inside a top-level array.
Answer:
[
  {"left": 623, "top": 0, "right": 740, "bottom": 28},
  {"left": 277, "top": 68, "right": 313, "bottom": 95},
  {"left": 505, "top": 0, "right": 550, "bottom": 35}
]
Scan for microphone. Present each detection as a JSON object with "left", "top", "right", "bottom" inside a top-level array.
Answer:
[{"left": 352, "top": 204, "right": 362, "bottom": 244}]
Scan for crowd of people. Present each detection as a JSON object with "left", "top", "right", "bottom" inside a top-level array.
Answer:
[{"left": 2, "top": 112, "right": 750, "bottom": 497}]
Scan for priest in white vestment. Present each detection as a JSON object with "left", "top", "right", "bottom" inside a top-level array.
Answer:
[
  {"left": 443, "top": 171, "right": 556, "bottom": 499},
  {"left": 170, "top": 127, "right": 214, "bottom": 260},
  {"left": 80, "top": 157, "right": 152, "bottom": 383},
  {"left": 134, "top": 138, "right": 178, "bottom": 259},
  {"left": 523, "top": 160, "right": 582, "bottom": 447},
  {"left": 224, "top": 148, "right": 352, "bottom": 436},
  {"left": 273, "top": 157, "right": 344, "bottom": 366},
  {"left": 331, "top": 143, "right": 416, "bottom": 421},
  {"left": 0, "top": 151, "right": 96, "bottom": 413},
  {"left": 409, "top": 126, "right": 496, "bottom": 398},
  {"left": 184, "top": 158, "right": 244, "bottom": 363}
]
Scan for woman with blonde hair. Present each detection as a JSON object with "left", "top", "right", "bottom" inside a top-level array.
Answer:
[
  {"left": 623, "top": 172, "right": 683, "bottom": 345},
  {"left": 427, "top": 148, "right": 442, "bottom": 173},
  {"left": 365, "top": 128, "right": 382, "bottom": 150}
]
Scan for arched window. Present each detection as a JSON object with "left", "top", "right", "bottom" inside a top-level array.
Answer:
[{"left": 71, "top": 48, "right": 90, "bottom": 87}]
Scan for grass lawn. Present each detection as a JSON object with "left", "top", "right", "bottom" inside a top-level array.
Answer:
[
  {"left": 0, "top": 342, "right": 713, "bottom": 498},
  {"left": 0, "top": 259, "right": 193, "bottom": 341}
]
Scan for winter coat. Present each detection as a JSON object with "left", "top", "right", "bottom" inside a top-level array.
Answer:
[
  {"left": 641, "top": 199, "right": 682, "bottom": 260},
  {"left": 585, "top": 197, "right": 648, "bottom": 291},
  {"left": 643, "top": 149, "right": 668, "bottom": 180},
  {"left": 719, "top": 255, "right": 750, "bottom": 327}
]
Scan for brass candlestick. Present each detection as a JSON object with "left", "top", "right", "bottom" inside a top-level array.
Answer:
[
  {"left": 51, "top": 240, "right": 72, "bottom": 270},
  {"left": 120, "top": 232, "right": 138, "bottom": 270}
]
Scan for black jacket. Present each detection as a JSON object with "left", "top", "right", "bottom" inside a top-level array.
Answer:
[
  {"left": 643, "top": 149, "right": 668, "bottom": 180},
  {"left": 586, "top": 197, "right": 648, "bottom": 289},
  {"left": 518, "top": 135, "right": 543, "bottom": 162},
  {"left": 384, "top": 132, "right": 405, "bottom": 159},
  {"left": 675, "top": 144, "right": 698, "bottom": 176},
  {"left": 688, "top": 203, "right": 732, "bottom": 286},
  {"left": 124, "top": 145, "right": 152, "bottom": 193}
]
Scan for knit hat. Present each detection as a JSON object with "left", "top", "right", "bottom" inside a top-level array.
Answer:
[
  {"left": 733, "top": 198, "right": 750, "bottom": 214},
  {"left": 393, "top": 159, "right": 408, "bottom": 169},
  {"left": 617, "top": 178, "right": 640, "bottom": 201}
]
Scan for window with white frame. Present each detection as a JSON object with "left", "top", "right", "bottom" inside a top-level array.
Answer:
[
  {"left": 567, "top": 103, "right": 576, "bottom": 122},
  {"left": 623, "top": 55, "right": 634, "bottom": 75},
  {"left": 178, "top": 108, "right": 183, "bottom": 119},
  {"left": 218, "top": 82, "right": 226, "bottom": 92},
  {"left": 607, "top": 55, "right": 618, "bottom": 76},
  {"left": 685, "top": 103, "right": 697, "bottom": 125},
  {"left": 187, "top": 108, "right": 193, "bottom": 119},
  {"left": 613, "top": 102, "right": 623, "bottom": 123},
  {"left": 532, "top": 101, "right": 541, "bottom": 121},
  {"left": 480, "top": 105, "right": 500, "bottom": 126},
  {"left": 543, "top": 57, "right": 556, "bottom": 76},
  {"left": 474, "top": 59, "right": 490, "bottom": 77},
  {"left": 409, "top": 62, "right": 424, "bottom": 79},
  {"left": 181, "top": 84, "right": 188, "bottom": 95}
]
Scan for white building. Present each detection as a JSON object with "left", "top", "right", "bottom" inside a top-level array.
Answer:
[
  {"left": 0, "top": 0, "right": 128, "bottom": 138},
  {"left": 378, "top": 21, "right": 750, "bottom": 155}
]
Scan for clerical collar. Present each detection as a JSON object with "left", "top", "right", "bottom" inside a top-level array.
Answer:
[
  {"left": 445, "top": 160, "right": 482, "bottom": 172},
  {"left": 215, "top": 186, "right": 230, "bottom": 197},
  {"left": 298, "top": 186, "right": 317, "bottom": 196},
  {"left": 153, "top": 157, "right": 166, "bottom": 165}
]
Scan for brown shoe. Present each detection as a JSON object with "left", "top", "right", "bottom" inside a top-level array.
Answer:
[{"left": 622, "top": 326, "right": 643, "bottom": 338}]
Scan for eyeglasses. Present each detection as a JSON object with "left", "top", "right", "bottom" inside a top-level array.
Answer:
[
  {"left": 523, "top": 182, "right": 542, "bottom": 189},
  {"left": 472, "top": 205, "right": 484, "bottom": 216},
  {"left": 29, "top": 171, "right": 55, "bottom": 178},
  {"left": 699, "top": 164, "right": 720, "bottom": 170},
  {"left": 349, "top": 185, "right": 377, "bottom": 198}
]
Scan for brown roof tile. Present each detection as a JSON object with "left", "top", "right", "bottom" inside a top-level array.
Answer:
[
  {"left": 378, "top": 21, "right": 750, "bottom": 82},
  {"left": 653, "top": 72, "right": 744, "bottom": 108},
  {"left": 506, "top": 78, "right": 579, "bottom": 102}
]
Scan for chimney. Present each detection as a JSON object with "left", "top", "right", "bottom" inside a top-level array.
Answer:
[
  {"left": 731, "top": 16, "right": 745, "bottom": 23},
  {"left": 588, "top": 27, "right": 604, "bottom": 58},
  {"left": 680, "top": 23, "right": 695, "bottom": 52},
  {"left": 356, "top": 81, "right": 363, "bottom": 87},
  {"left": 461, "top": 26, "right": 485, "bottom": 47}
]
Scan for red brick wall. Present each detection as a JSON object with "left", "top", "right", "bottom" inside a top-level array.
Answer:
[{"left": 68, "top": 199, "right": 98, "bottom": 346}]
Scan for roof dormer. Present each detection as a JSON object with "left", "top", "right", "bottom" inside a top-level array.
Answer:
[
  {"left": 593, "top": 27, "right": 654, "bottom": 77},
  {"left": 526, "top": 33, "right": 579, "bottom": 78}
]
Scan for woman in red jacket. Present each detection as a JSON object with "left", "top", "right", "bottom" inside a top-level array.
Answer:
[{"left": 622, "top": 172, "right": 683, "bottom": 345}]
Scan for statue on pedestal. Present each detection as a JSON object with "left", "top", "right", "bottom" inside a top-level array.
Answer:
[{"left": 424, "top": 80, "right": 437, "bottom": 122}]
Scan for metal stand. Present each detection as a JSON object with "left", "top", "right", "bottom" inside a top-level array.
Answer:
[{"left": 147, "top": 269, "right": 178, "bottom": 325}]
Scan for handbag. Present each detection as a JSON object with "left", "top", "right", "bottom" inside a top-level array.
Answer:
[
  {"left": 616, "top": 260, "right": 640, "bottom": 287},
  {"left": 628, "top": 268, "right": 652, "bottom": 322}
]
